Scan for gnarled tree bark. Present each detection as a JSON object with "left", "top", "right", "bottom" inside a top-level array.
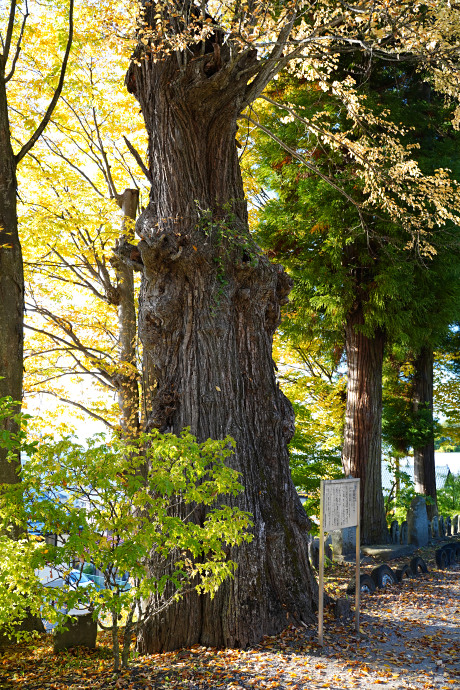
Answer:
[{"left": 126, "top": 30, "right": 318, "bottom": 652}]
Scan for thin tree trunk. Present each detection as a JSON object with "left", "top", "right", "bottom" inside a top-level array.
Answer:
[
  {"left": 0, "top": 58, "right": 22, "bottom": 492},
  {"left": 0, "top": 3, "right": 70, "bottom": 637},
  {"left": 127, "top": 42, "right": 318, "bottom": 653},
  {"left": 121, "top": 600, "right": 136, "bottom": 669},
  {"left": 412, "top": 346, "right": 437, "bottom": 519},
  {"left": 0, "top": 52, "right": 45, "bottom": 636},
  {"left": 111, "top": 612, "right": 120, "bottom": 672},
  {"left": 113, "top": 189, "right": 140, "bottom": 436},
  {"left": 342, "top": 305, "right": 388, "bottom": 544},
  {"left": 1, "top": 0, "right": 72, "bottom": 486}
]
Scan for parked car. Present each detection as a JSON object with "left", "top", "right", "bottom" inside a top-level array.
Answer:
[
  {"left": 66, "top": 569, "right": 102, "bottom": 590},
  {"left": 81, "top": 562, "right": 131, "bottom": 592}
]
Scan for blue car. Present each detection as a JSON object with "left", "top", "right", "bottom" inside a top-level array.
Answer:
[{"left": 66, "top": 569, "right": 103, "bottom": 590}]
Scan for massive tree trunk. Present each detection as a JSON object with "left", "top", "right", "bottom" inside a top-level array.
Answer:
[
  {"left": 0, "top": 60, "right": 22, "bottom": 491},
  {"left": 342, "top": 305, "right": 388, "bottom": 544},
  {"left": 127, "top": 40, "right": 318, "bottom": 652},
  {"left": 412, "top": 346, "right": 437, "bottom": 519}
]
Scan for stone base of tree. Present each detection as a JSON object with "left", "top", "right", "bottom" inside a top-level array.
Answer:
[{"left": 53, "top": 613, "right": 97, "bottom": 652}]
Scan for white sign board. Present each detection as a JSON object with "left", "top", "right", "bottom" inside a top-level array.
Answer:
[
  {"left": 318, "top": 477, "right": 361, "bottom": 646},
  {"left": 322, "top": 478, "right": 359, "bottom": 531}
]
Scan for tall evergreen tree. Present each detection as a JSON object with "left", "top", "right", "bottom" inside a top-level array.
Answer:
[
  {"left": 251, "top": 61, "right": 460, "bottom": 543},
  {"left": 383, "top": 248, "right": 460, "bottom": 519}
]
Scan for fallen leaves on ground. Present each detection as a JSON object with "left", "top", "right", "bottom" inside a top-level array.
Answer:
[{"left": 0, "top": 546, "right": 458, "bottom": 690}]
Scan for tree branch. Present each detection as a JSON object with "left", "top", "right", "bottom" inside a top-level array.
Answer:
[
  {"left": 240, "top": 113, "right": 368, "bottom": 230},
  {"left": 4, "top": 0, "right": 29, "bottom": 83},
  {"left": 259, "top": 94, "right": 382, "bottom": 176},
  {"left": 47, "top": 245, "right": 117, "bottom": 304},
  {"left": 92, "top": 107, "right": 118, "bottom": 199},
  {"left": 242, "top": 10, "right": 298, "bottom": 108},
  {"left": 34, "top": 390, "right": 114, "bottom": 428},
  {"left": 24, "top": 321, "right": 118, "bottom": 371},
  {"left": 123, "top": 136, "right": 152, "bottom": 183},
  {"left": 15, "top": 0, "right": 74, "bottom": 164},
  {"left": 2, "top": 0, "right": 17, "bottom": 68},
  {"left": 41, "top": 135, "right": 105, "bottom": 198}
]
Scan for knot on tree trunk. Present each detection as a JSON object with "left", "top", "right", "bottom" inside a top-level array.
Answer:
[
  {"left": 112, "top": 237, "right": 144, "bottom": 272},
  {"left": 145, "top": 382, "right": 179, "bottom": 433},
  {"left": 275, "top": 266, "right": 293, "bottom": 304},
  {"left": 136, "top": 206, "right": 193, "bottom": 277},
  {"left": 104, "top": 285, "right": 121, "bottom": 306},
  {"left": 279, "top": 390, "right": 296, "bottom": 444}
]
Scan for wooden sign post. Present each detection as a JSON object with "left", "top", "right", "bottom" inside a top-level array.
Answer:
[{"left": 318, "top": 477, "right": 360, "bottom": 645}]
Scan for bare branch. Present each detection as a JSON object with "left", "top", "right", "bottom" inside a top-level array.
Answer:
[
  {"left": 48, "top": 245, "right": 117, "bottom": 304},
  {"left": 15, "top": 0, "right": 74, "bottom": 164},
  {"left": 92, "top": 107, "right": 118, "bottom": 199},
  {"left": 111, "top": 140, "right": 144, "bottom": 189},
  {"left": 2, "top": 0, "right": 17, "bottom": 68},
  {"left": 41, "top": 135, "right": 105, "bottom": 198},
  {"left": 67, "top": 349, "right": 118, "bottom": 390},
  {"left": 49, "top": 102, "right": 108, "bottom": 173},
  {"left": 24, "top": 321, "right": 118, "bottom": 372},
  {"left": 33, "top": 391, "right": 115, "bottom": 429},
  {"left": 240, "top": 113, "right": 368, "bottom": 230},
  {"left": 123, "top": 136, "right": 152, "bottom": 183},
  {"left": 4, "top": 0, "right": 29, "bottom": 83}
]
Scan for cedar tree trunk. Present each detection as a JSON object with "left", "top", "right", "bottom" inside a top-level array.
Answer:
[
  {"left": 342, "top": 305, "right": 388, "bottom": 544},
  {"left": 412, "top": 346, "right": 437, "bottom": 519},
  {"left": 127, "top": 39, "right": 318, "bottom": 652},
  {"left": 0, "top": 59, "right": 22, "bottom": 490}
]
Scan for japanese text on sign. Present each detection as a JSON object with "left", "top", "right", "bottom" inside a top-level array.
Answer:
[{"left": 322, "top": 479, "right": 359, "bottom": 531}]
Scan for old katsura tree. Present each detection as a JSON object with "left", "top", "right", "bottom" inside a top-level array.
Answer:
[
  {"left": 122, "top": 1, "right": 460, "bottom": 650},
  {"left": 126, "top": 3, "right": 316, "bottom": 652}
]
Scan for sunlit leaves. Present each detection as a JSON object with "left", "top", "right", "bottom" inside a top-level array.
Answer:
[
  {"left": 6, "top": 1, "right": 148, "bottom": 429},
  {"left": 0, "top": 408, "right": 252, "bottom": 665}
]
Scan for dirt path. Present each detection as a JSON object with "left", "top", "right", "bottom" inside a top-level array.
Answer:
[
  {"left": 136, "top": 563, "right": 459, "bottom": 690},
  {"left": 0, "top": 549, "right": 458, "bottom": 689}
]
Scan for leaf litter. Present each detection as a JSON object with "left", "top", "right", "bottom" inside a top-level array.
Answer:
[{"left": 0, "top": 546, "right": 458, "bottom": 690}]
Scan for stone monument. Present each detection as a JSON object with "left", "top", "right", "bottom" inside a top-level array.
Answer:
[
  {"left": 439, "top": 515, "right": 445, "bottom": 537},
  {"left": 453, "top": 514, "right": 459, "bottom": 535},
  {"left": 407, "top": 495, "right": 429, "bottom": 547},
  {"left": 53, "top": 612, "right": 97, "bottom": 652},
  {"left": 390, "top": 520, "right": 400, "bottom": 544},
  {"left": 330, "top": 527, "right": 356, "bottom": 560},
  {"left": 400, "top": 520, "right": 408, "bottom": 545}
]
